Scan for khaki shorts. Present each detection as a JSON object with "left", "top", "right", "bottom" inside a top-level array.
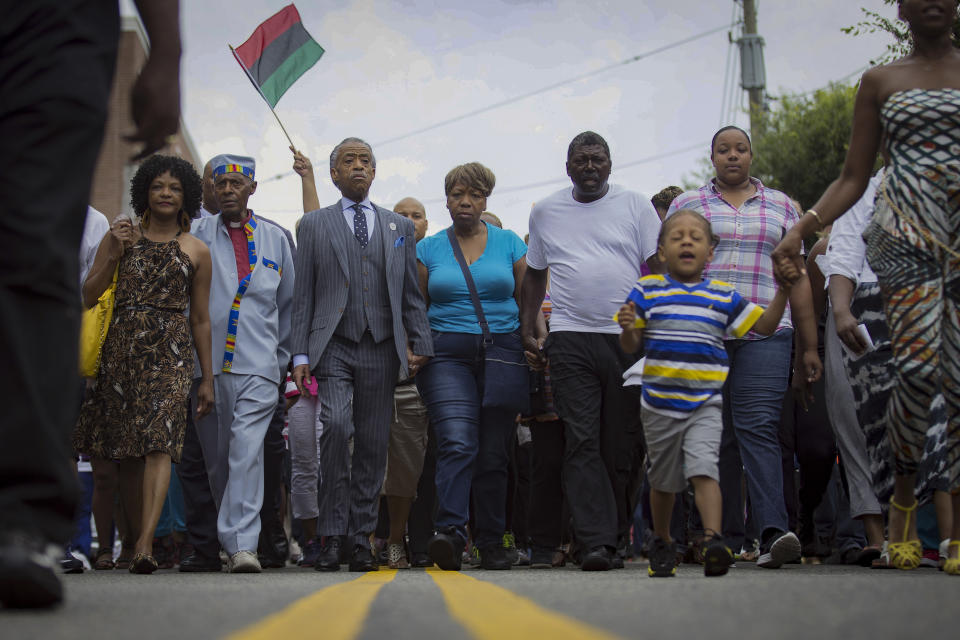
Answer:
[
  {"left": 641, "top": 397, "right": 722, "bottom": 493},
  {"left": 382, "top": 382, "right": 429, "bottom": 498}
]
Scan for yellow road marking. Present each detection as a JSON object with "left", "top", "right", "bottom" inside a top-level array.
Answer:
[
  {"left": 426, "top": 568, "right": 623, "bottom": 640},
  {"left": 227, "top": 570, "right": 397, "bottom": 640}
]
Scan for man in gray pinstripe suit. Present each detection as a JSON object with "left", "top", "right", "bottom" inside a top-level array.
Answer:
[{"left": 291, "top": 137, "right": 433, "bottom": 572}]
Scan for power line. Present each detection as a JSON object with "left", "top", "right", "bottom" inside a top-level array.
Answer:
[{"left": 372, "top": 23, "right": 737, "bottom": 149}]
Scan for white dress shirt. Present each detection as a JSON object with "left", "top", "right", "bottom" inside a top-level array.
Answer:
[{"left": 815, "top": 168, "right": 883, "bottom": 287}]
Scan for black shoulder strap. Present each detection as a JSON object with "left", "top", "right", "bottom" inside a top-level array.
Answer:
[{"left": 446, "top": 227, "right": 492, "bottom": 345}]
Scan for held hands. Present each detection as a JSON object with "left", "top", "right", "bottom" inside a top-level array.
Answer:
[
  {"left": 617, "top": 302, "right": 637, "bottom": 331},
  {"left": 771, "top": 227, "right": 806, "bottom": 286},
  {"left": 407, "top": 347, "right": 430, "bottom": 376},
  {"left": 522, "top": 335, "right": 546, "bottom": 371},
  {"left": 291, "top": 146, "right": 314, "bottom": 178},
  {"left": 195, "top": 378, "right": 214, "bottom": 418}
]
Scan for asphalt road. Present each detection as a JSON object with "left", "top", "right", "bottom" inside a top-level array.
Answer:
[{"left": 3, "top": 560, "right": 956, "bottom": 640}]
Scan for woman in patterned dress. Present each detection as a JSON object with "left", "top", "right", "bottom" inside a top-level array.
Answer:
[
  {"left": 773, "top": 0, "right": 960, "bottom": 572},
  {"left": 75, "top": 155, "right": 214, "bottom": 574}
]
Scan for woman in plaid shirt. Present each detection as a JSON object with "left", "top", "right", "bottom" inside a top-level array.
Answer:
[{"left": 665, "top": 125, "right": 822, "bottom": 569}]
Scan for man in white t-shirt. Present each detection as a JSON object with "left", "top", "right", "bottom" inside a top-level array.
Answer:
[{"left": 520, "top": 131, "right": 660, "bottom": 571}]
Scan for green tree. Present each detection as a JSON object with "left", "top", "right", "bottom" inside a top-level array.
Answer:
[
  {"left": 844, "top": 1, "right": 960, "bottom": 65},
  {"left": 749, "top": 83, "right": 865, "bottom": 210}
]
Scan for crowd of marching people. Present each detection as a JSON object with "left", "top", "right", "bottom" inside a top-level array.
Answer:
[{"left": 2, "top": 0, "right": 960, "bottom": 611}]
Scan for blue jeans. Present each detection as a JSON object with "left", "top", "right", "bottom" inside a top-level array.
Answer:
[
  {"left": 416, "top": 331, "right": 520, "bottom": 549},
  {"left": 719, "top": 329, "right": 792, "bottom": 549}
]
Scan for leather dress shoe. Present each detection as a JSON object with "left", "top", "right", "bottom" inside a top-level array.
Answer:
[
  {"left": 178, "top": 551, "right": 222, "bottom": 573},
  {"left": 314, "top": 537, "right": 342, "bottom": 572},
  {"left": 581, "top": 545, "right": 615, "bottom": 571},
  {"left": 479, "top": 545, "right": 512, "bottom": 570},
  {"left": 428, "top": 528, "right": 463, "bottom": 571},
  {"left": 349, "top": 544, "right": 378, "bottom": 572}
]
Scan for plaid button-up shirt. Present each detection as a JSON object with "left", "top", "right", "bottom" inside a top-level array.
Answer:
[{"left": 666, "top": 177, "right": 799, "bottom": 338}]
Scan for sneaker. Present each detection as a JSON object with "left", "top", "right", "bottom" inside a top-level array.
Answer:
[
  {"left": 479, "top": 545, "right": 512, "bottom": 570},
  {"left": 514, "top": 549, "right": 530, "bottom": 566},
  {"left": 60, "top": 549, "right": 86, "bottom": 574},
  {"left": 228, "top": 550, "right": 262, "bottom": 573},
  {"left": 0, "top": 533, "right": 63, "bottom": 608},
  {"left": 919, "top": 548, "right": 939, "bottom": 568},
  {"left": 502, "top": 532, "right": 519, "bottom": 565},
  {"left": 529, "top": 546, "right": 554, "bottom": 569},
  {"left": 298, "top": 539, "right": 321, "bottom": 568},
  {"left": 647, "top": 535, "right": 677, "bottom": 577},
  {"left": 757, "top": 530, "right": 801, "bottom": 569},
  {"left": 288, "top": 538, "right": 302, "bottom": 565},
  {"left": 428, "top": 528, "right": 463, "bottom": 571},
  {"left": 467, "top": 544, "right": 481, "bottom": 566},
  {"left": 702, "top": 538, "right": 734, "bottom": 577}
]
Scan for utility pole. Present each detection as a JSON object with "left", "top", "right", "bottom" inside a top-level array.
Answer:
[{"left": 739, "top": 0, "right": 766, "bottom": 135}]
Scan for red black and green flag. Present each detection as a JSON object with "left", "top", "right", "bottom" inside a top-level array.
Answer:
[{"left": 232, "top": 4, "right": 324, "bottom": 108}]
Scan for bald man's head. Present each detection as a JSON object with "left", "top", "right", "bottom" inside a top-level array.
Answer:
[
  {"left": 394, "top": 197, "right": 428, "bottom": 241},
  {"left": 202, "top": 160, "right": 218, "bottom": 215}
]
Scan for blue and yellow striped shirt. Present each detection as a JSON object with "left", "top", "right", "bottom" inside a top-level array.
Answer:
[{"left": 622, "top": 274, "right": 763, "bottom": 417}]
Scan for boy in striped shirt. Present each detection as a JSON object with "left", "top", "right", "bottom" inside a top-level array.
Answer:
[{"left": 617, "top": 209, "right": 792, "bottom": 577}]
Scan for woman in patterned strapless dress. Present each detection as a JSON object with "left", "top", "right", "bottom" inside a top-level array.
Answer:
[
  {"left": 75, "top": 155, "right": 214, "bottom": 574},
  {"left": 773, "top": 0, "right": 960, "bottom": 573}
]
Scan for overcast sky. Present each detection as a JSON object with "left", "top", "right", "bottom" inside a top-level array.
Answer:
[{"left": 137, "top": 0, "right": 893, "bottom": 237}]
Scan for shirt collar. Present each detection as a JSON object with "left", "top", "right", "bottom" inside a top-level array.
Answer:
[
  {"left": 222, "top": 209, "right": 253, "bottom": 230},
  {"left": 706, "top": 176, "right": 764, "bottom": 196},
  {"left": 341, "top": 196, "right": 373, "bottom": 213}
]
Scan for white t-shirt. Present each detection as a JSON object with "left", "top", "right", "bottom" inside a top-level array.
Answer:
[
  {"left": 526, "top": 183, "right": 661, "bottom": 334},
  {"left": 80, "top": 206, "right": 110, "bottom": 288}
]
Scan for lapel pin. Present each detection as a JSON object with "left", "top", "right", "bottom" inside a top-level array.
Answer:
[{"left": 389, "top": 222, "right": 397, "bottom": 231}]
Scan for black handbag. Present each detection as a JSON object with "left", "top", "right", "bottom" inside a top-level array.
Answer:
[{"left": 446, "top": 227, "right": 530, "bottom": 413}]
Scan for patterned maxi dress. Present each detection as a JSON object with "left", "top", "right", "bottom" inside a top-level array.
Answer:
[
  {"left": 863, "top": 88, "right": 960, "bottom": 488},
  {"left": 74, "top": 235, "right": 195, "bottom": 463}
]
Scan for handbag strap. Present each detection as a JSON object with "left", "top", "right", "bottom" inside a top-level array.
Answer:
[{"left": 446, "top": 227, "right": 492, "bottom": 345}]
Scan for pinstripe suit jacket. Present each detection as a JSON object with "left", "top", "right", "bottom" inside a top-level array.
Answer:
[{"left": 291, "top": 201, "right": 433, "bottom": 377}]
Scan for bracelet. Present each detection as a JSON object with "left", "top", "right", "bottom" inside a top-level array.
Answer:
[{"left": 806, "top": 209, "right": 825, "bottom": 230}]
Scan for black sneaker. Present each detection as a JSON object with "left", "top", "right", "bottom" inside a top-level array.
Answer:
[
  {"left": 581, "top": 546, "right": 615, "bottom": 571},
  {"left": 0, "top": 533, "right": 63, "bottom": 608},
  {"left": 428, "top": 527, "right": 463, "bottom": 571},
  {"left": 479, "top": 545, "right": 512, "bottom": 570},
  {"left": 60, "top": 549, "right": 85, "bottom": 574},
  {"left": 298, "top": 539, "right": 322, "bottom": 568},
  {"left": 702, "top": 537, "right": 734, "bottom": 577},
  {"left": 647, "top": 535, "right": 677, "bottom": 577},
  {"left": 529, "top": 546, "right": 554, "bottom": 569},
  {"left": 757, "top": 530, "right": 801, "bottom": 569}
]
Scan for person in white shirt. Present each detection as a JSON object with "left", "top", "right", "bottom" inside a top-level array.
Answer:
[{"left": 520, "top": 131, "right": 660, "bottom": 571}]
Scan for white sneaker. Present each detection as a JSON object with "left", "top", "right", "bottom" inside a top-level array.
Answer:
[
  {"left": 757, "top": 531, "right": 801, "bottom": 569},
  {"left": 228, "top": 550, "right": 262, "bottom": 574}
]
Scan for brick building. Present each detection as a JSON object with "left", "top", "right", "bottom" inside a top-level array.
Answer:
[{"left": 89, "top": 15, "right": 200, "bottom": 222}]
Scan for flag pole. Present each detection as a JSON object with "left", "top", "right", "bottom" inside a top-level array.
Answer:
[{"left": 229, "top": 44, "right": 296, "bottom": 149}]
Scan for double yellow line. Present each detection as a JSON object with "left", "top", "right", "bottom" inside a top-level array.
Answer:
[{"left": 229, "top": 568, "right": 620, "bottom": 640}]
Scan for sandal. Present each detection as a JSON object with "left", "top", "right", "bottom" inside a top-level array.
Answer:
[
  {"left": 93, "top": 549, "right": 115, "bottom": 571},
  {"left": 856, "top": 545, "right": 882, "bottom": 567},
  {"left": 888, "top": 498, "right": 922, "bottom": 570},
  {"left": 130, "top": 552, "right": 158, "bottom": 574},
  {"left": 114, "top": 548, "right": 134, "bottom": 571},
  {"left": 945, "top": 541, "right": 960, "bottom": 576}
]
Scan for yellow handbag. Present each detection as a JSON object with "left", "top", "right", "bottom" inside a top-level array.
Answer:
[{"left": 79, "top": 264, "right": 119, "bottom": 377}]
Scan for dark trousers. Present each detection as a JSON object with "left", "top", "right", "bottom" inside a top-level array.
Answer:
[
  {"left": 527, "top": 420, "right": 566, "bottom": 549},
  {"left": 0, "top": 0, "right": 118, "bottom": 543},
  {"left": 177, "top": 390, "right": 219, "bottom": 558},
  {"left": 779, "top": 372, "right": 837, "bottom": 540},
  {"left": 407, "top": 424, "right": 437, "bottom": 555},
  {"left": 544, "top": 332, "right": 641, "bottom": 550}
]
